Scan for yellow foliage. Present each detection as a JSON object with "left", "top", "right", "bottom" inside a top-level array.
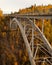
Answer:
[
  {"left": 18, "top": 5, "right": 52, "bottom": 14},
  {"left": 0, "top": 9, "right": 3, "bottom": 17},
  {"left": 14, "top": 62, "right": 18, "bottom": 65}
]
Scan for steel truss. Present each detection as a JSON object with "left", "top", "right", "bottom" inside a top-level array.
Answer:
[{"left": 10, "top": 17, "right": 52, "bottom": 65}]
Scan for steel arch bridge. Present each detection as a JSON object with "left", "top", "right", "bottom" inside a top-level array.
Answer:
[{"left": 5, "top": 14, "right": 52, "bottom": 65}]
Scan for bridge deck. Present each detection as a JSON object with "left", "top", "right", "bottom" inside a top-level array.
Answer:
[{"left": 4, "top": 14, "right": 52, "bottom": 19}]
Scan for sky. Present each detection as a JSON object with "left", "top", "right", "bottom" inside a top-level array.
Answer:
[{"left": 0, "top": 0, "right": 52, "bottom": 14}]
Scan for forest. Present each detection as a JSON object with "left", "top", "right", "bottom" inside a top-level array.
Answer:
[{"left": 0, "top": 5, "right": 52, "bottom": 65}]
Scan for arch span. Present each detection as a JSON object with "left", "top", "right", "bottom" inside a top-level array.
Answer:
[{"left": 10, "top": 18, "right": 52, "bottom": 65}]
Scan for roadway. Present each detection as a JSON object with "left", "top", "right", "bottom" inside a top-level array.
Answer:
[{"left": 4, "top": 14, "right": 52, "bottom": 19}]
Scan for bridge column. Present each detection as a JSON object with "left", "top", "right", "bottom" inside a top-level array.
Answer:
[
  {"left": 42, "top": 19, "right": 44, "bottom": 33},
  {"left": 32, "top": 28, "right": 34, "bottom": 56},
  {"left": 34, "top": 19, "right": 35, "bottom": 24}
]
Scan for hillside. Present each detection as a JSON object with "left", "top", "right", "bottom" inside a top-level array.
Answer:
[{"left": 14, "top": 4, "right": 52, "bottom": 14}]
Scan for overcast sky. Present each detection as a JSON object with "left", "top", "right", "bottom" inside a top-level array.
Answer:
[{"left": 0, "top": 0, "right": 52, "bottom": 14}]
